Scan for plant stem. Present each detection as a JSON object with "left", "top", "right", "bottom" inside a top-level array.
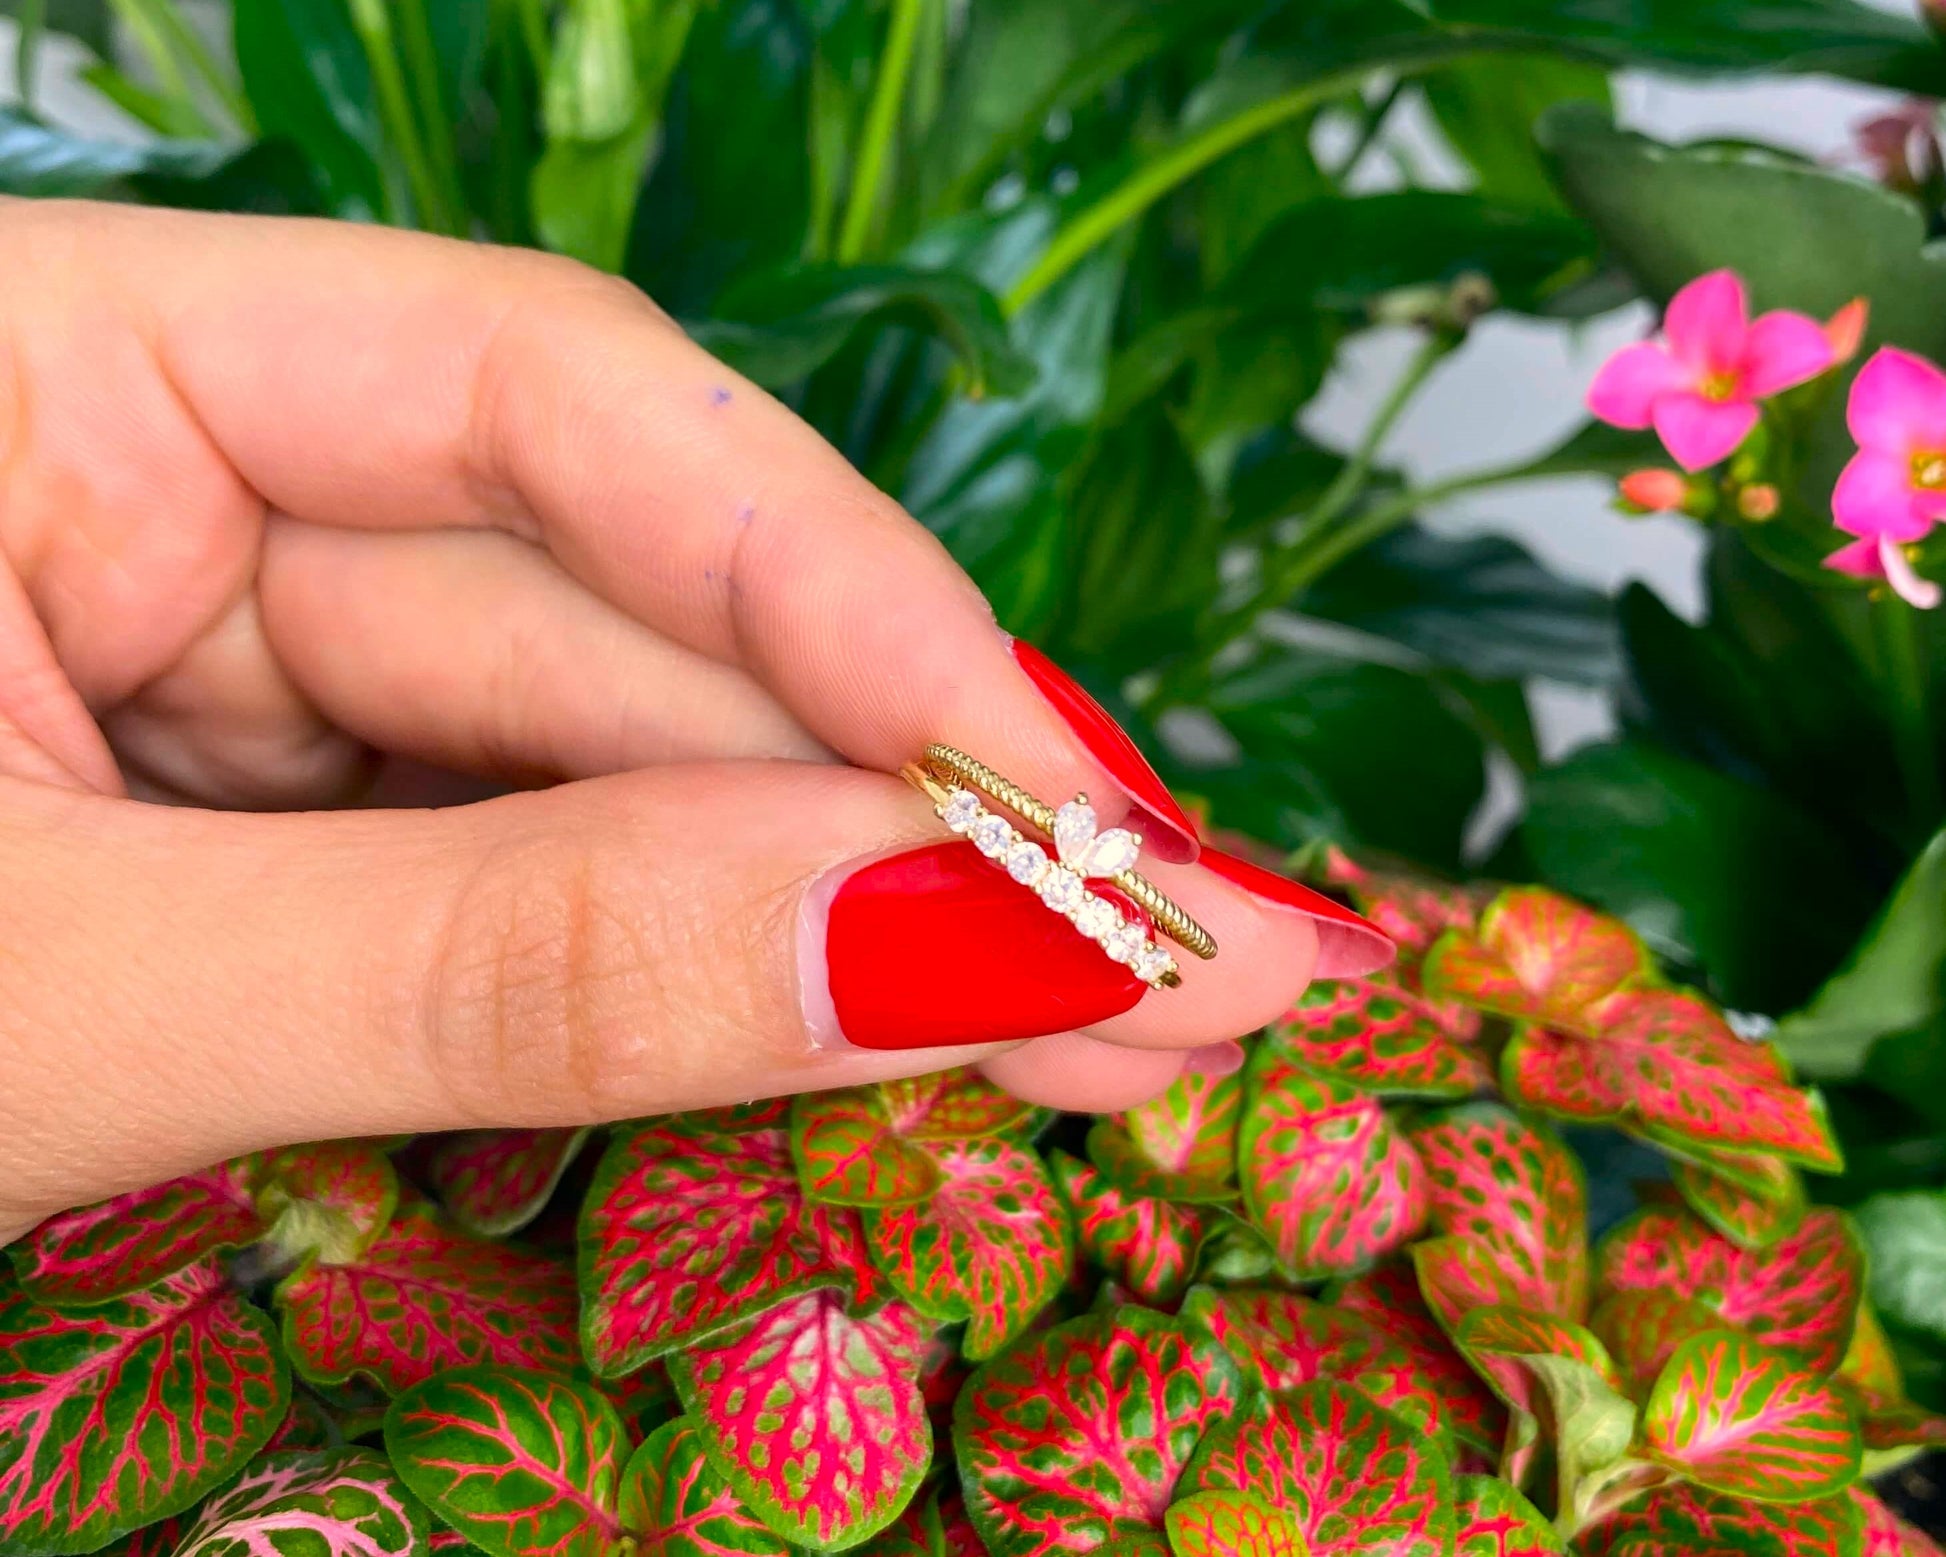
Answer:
[
  {"left": 146, "top": 0, "right": 254, "bottom": 134},
  {"left": 395, "top": 0, "right": 471, "bottom": 233},
  {"left": 1331, "top": 75, "right": 1405, "bottom": 184},
  {"left": 836, "top": 0, "right": 926, "bottom": 264},
  {"left": 346, "top": 0, "right": 457, "bottom": 235},
  {"left": 1879, "top": 596, "right": 1942, "bottom": 831},
  {"left": 14, "top": 0, "right": 45, "bottom": 115}
]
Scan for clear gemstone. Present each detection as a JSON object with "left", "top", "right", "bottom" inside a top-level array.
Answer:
[
  {"left": 972, "top": 815, "right": 1013, "bottom": 857},
  {"left": 1052, "top": 799, "right": 1098, "bottom": 866},
  {"left": 941, "top": 790, "right": 982, "bottom": 833},
  {"left": 1038, "top": 867, "right": 1084, "bottom": 911},
  {"left": 1084, "top": 827, "right": 1141, "bottom": 878},
  {"left": 1136, "top": 945, "right": 1174, "bottom": 983},
  {"left": 1104, "top": 925, "right": 1145, "bottom": 964},
  {"left": 1005, "top": 841, "right": 1049, "bottom": 886},
  {"left": 1073, "top": 897, "right": 1118, "bottom": 941}
]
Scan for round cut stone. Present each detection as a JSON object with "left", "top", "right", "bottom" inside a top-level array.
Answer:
[
  {"left": 1038, "top": 867, "right": 1084, "bottom": 912},
  {"left": 1104, "top": 925, "right": 1145, "bottom": 964},
  {"left": 972, "top": 815, "right": 1013, "bottom": 857},
  {"left": 941, "top": 790, "right": 982, "bottom": 833},
  {"left": 1005, "top": 841, "right": 1049, "bottom": 885},
  {"left": 1136, "top": 945, "right": 1175, "bottom": 983},
  {"left": 1073, "top": 897, "right": 1118, "bottom": 941}
]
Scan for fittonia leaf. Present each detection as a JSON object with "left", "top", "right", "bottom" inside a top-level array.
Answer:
[
  {"left": 275, "top": 1205, "right": 578, "bottom": 1395},
  {"left": 8, "top": 1159, "right": 265, "bottom": 1306},
  {"left": 1183, "top": 1285, "right": 1404, "bottom": 1395},
  {"left": 0, "top": 1257, "right": 289, "bottom": 1555},
  {"left": 1591, "top": 1290, "right": 1723, "bottom": 1398},
  {"left": 1238, "top": 1049, "right": 1427, "bottom": 1280},
  {"left": 1050, "top": 1153, "right": 1208, "bottom": 1307},
  {"left": 954, "top": 1307, "right": 1243, "bottom": 1557},
  {"left": 1454, "top": 1475, "right": 1564, "bottom": 1555},
  {"left": 1273, "top": 969, "right": 1489, "bottom": 1099},
  {"left": 1317, "top": 849, "right": 1486, "bottom": 955},
  {"left": 1641, "top": 1329, "right": 1861, "bottom": 1501},
  {"left": 865, "top": 1136, "right": 1070, "bottom": 1359},
  {"left": 1181, "top": 1379, "right": 1456, "bottom": 1557},
  {"left": 1336, "top": 1263, "right": 1508, "bottom": 1458},
  {"left": 1410, "top": 1236, "right": 1530, "bottom": 1335},
  {"left": 173, "top": 1450, "right": 424, "bottom": 1557},
  {"left": 255, "top": 1141, "right": 400, "bottom": 1266},
  {"left": 1407, "top": 1104, "right": 1588, "bottom": 1320},
  {"left": 793, "top": 1090, "right": 944, "bottom": 1208},
  {"left": 615, "top": 1418, "right": 793, "bottom": 1557},
  {"left": 426, "top": 1128, "right": 593, "bottom": 1238},
  {"left": 1670, "top": 1152, "right": 1806, "bottom": 1251},
  {"left": 669, "top": 1290, "right": 933, "bottom": 1549},
  {"left": 1086, "top": 1070, "right": 1243, "bottom": 1204},
  {"left": 1163, "top": 1492, "right": 1308, "bottom": 1557},
  {"left": 1575, "top": 1482, "right": 1865, "bottom": 1557},
  {"left": 1421, "top": 886, "right": 1649, "bottom": 1034},
  {"left": 877, "top": 1069, "right": 1038, "bottom": 1141},
  {"left": 579, "top": 1122, "right": 872, "bottom": 1373},
  {"left": 1594, "top": 1206, "right": 1863, "bottom": 1375},
  {"left": 1855, "top": 1487, "right": 1946, "bottom": 1557}
]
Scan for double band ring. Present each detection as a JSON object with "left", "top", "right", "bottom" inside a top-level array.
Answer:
[{"left": 900, "top": 743, "right": 1217, "bottom": 990}]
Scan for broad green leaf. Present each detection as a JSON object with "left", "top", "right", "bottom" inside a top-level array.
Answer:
[
  {"left": 1164, "top": 1492, "right": 1308, "bottom": 1557},
  {"left": 1336, "top": 1263, "right": 1508, "bottom": 1458},
  {"left": 1642, "top": 1330, "right": 1860, "bottom": 1500},
  {"left": 425, "top": 1128, "right": 592, "bottom": 1238},
  {"left": 1854, "top": 1192, "right": 1946, "bottom": 1347},
  {"left": 1421, "top": 886, "right": 1648, "bottom": 1035},
  {"left": 1453, "top": 1475, "right": 1564, "bottom": 1556},
  {"left": 1424, "top": 54, "right": 1608, "bottom": 212},
  {"left": 1672, "top": 1153, "right": 1807, "bottom": 1251},
  {"left": 1182, "top": 1380, "right": 1455, "bottom": 1557},
  {"left": 1577, "top": 1483, "right": 1865, "bottom": 1557},
  {"left": 0, "top": 1259, "right": 289, "bottom": 1555},
  {"left": 671, "top": 1291, "right": 933, "bottom": 1549},
  {"left": 792, "top": 1090, "right": 943, "bottom": 1209},
  {"left": 233, "top": 0, "right": 384, "bottom": 217},
  {"left": 1087, "top": 1070, "right": 1242, "bottom": 1203},
  {"left": 1051, "top": 1153, "right": 1209, "bottom": 1308},
  {"left": 955, "top": 1307, "right": 1243, "bottom": 1557},
  {"left": 386, "top": 1367, "right": 626, "bottom": 1557},
  {"left": 616, "top": 1418, "right": 790, "bottom": 1557},
  {"left": 1238, "top": 1049, "right": 1427, "bottom": 1280},
  {"left": 1183, "top": 1286, "right": 1405, "bottom": 1397},
  {"left": 1271, "top": 968, "right": 1488, "bottom": 1100},
  {"left": 174, "top": 1450, "right": 423, "bottom": 1557}
]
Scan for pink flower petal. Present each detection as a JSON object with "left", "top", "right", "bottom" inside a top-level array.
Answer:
[
  {"left": 1833, "top": 448, "right": 1935, "bottom": 542},
  {"left": 1739, "top": 310, "right": 1836, "bottom": 397},
  {"left": 1847, "top": 346, "right": 1946, "bottom": 455},
  {"left": 1822, "top": 536, "right": 1885, "bottom": 579},
  {"left": 1881, "top": 535, "right": 1943, "bottom": 609},
  {"left": 1587, "top": 342, "right": 1690, "bottom": 429},
  {"left": 1664, "top": 270, "right": 1749, "bottom": 374},
  {"left": 1652, "top": 392, "right": 1758, "bottom": 471}
]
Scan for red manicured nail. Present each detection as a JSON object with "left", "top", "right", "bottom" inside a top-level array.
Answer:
[
  {"left": 1199, "top": 846, "right": 1396, "bottom": 980},
  {"left": 810, "top": 841, "right": 1148, "bottom": 1050},
  {"left": 1008, "top": 637, "right": 1199, "bottom": 864}
]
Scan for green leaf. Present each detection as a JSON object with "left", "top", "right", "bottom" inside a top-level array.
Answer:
[
  {"left": 0, "top": 107, "right": 225, "bottom": 197},
  {"left": 1271, "top": 965, "right": 1490, "bottom": 1100},
  {"left": 1424, "top": 55, "right": 1609, "bottom": 213},
  {"left": 173, "top": 1450, "right": 425, "bottom": 1557},
  {"left": 616, "top": 1418, "right": 790, "bottom": 1557},
  {"left": 1577, "top": 1482, "right": 1865, "bottom": 1557},
  {"left": 1421, "top": 885, "right": 1649, "bottom": 1035},
  {"left": 1052, "top": 1154, "right": 1209, "bottom": 1309},
  {"left": 233, "top": 0, "right": 386, "bottom": 217},
  {"left": 1855, "top": 1191, "right": 1946, "bottom": 1346},
  {"left": 1336, "top": 1263, "right": 1510, "bottom": 1458},
  {"left": 1164, "top": 1492, "right": 1308, "bottom": 1557},
  {"left": 792, "top": 1089, "right": 943, "bottom": 1209},
  {"left": 1085, "top": 1070, "right": 1243, "bottom": 1204},
  {"left": 1453, "top": 1475, "right": 1564, "bottom": 1556},
  {"left": 1671, "top": 1153, "right": 1807, "bottom": 1251}
]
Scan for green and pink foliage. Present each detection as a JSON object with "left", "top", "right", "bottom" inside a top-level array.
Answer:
[
  {"left": 1670, "top": 1153, "right": 1806, "bottom": 1251},
  {"left": 1317, "top": 849, "right": 1485, "bottom": 956},
  {"left": 1238, "top": 1049, "right": 1426, "bottom": 1279},
  {"left": 256, "top": 1143, "right": 401, "bottom": 1264},
  {"left": 1184, "top": 1286, "right": 1402, "bottom": 1396},
  {"left": 8, "top": 1160, "right": 265, "bottom": 1306},
  {"left": 1453, "top": 1306, "right": 1633, "bottom": 1495},
  {"left": 1453, "top": 1476, "right": 1564, "bottom": 1555},
  {"left": 1270, "top": 968, "right": 1488, "bottom": 1099},
  {"left": 852, "top": 1483, "right": 984, "bottom": 1557},
  {"left": 276, "top": 1206, "right": 578, "bottom": 1396},
  {"left": 172, "top": 1450, "right": 424, "bottom": 1557},
  {"left": 669, "top": 1291, "right": 933, "bottom": 1548},
  {"left": 1422, "top": 887, "right": 1649, "bottom": 1034},
  {"left": 0, "top": 1258, "right": 289, "bottom": 1555},
  {"left": 1087, "top": 1071, "right": 1242, "bottom": 1204},
  {"left": 793, "top": 1091, "right": 944, "bottom": 1208},
  {"left": 1577, "top": 1482, "right": 1865, "bottom": 1557},
  {"left": 578, "top": 1122, "right": 871, "bottom": 1374},
  {"left": 954, "top": 1306, "right": 1243, "bottom": 1557},
  {"left": 1591, "top": 1290, "right": 1722, "bottom": 1398},
  {"left": 865, "top": 1137, "right": 1070, "bottom": 1358},
  {"left": 1337, "top": 1263, "right": 1508, "bottom": 1457},
  {"left": 1050, "top": 1153, "right": 1207, "bottom": 1307},
  {"left": 1181, "top": 1379, "right": 1456, "bottom": 1557},
  {"left": 876, "top": 1070, "right": 1038, "bottom": 1141},
  {"left": 1594, "top": 1207, "right": 1864, "bottom": 1375},
  {"left": 616, "top": 1419, "right": 794, "bottom": 1557},
  {"left": 1858, "top": 1489, "right": 1946, "bottom": 1557},
  {"left": 426, "top": 1129, "right": 592, "bottom": 1238},
  {"left": 1162, "top": 1492, "right": 1307, "bottom": 1557}
]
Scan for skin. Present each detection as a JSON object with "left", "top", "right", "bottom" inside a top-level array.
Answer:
[{"left": 0, "top": 200, "right": 1321, "bottom": 1241}]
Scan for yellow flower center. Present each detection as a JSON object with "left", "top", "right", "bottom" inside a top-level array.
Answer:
[
  {"left": 1914, "top": 453, "right": 1946, "bottom": 489},
  {"left": 1700, "top": 370, "right": 1740, "bottom": 402}
]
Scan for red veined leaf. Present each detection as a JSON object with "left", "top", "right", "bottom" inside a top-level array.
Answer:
[
  {"left": 1182, "top": 1380, "right": 1455, "bottom": 1557},
  {"left": 579, "top": 1123, "right": 871, "bottom": 1373},
  {"left": 1577, "top": 1482, "right": 1864, "bottom": 1557},
  {"left": 669, "top": 1290, "right": 933, "bottom": 1549},
  {"left": 1086, "top": 1072, "right": 1242, "bottom": 1205},
  {"left": 866, "top": 1137, "right": 1070, "bottom": 1359},
  {"left": 1422, "top": 887, "right": 1648, "bottom": 1034},
  {"left": 426, "top": 1128, "right": 592, "bottom": 1238},
  {"left": 686, "top": 1101, "right": 793, "bottom": 1132},
  {"left": 257, "top": 1141, "right": 401, "bottom": 1265},
  {"left": 1408, "top": 1104, "right": 1587, "bottom": 1319},
  {"left": 1670, "top": 1152, "right": 1806, "bottom": 1251},
  {"left": 1591, "top": 1291, "right": 1721, "bottom": 1398},
  {"left": 8, "top": 1160, "right": 264, "bottom": 1306},
  {"left": 1454, "top": 1475, "right": 1564, "bottom": 1556},
  {"left": 792, "top": 1090, "right": 943, "bottom": 1208},
  {"left": 598, "top": 1360, "right": 677, "bottom": 1439},
  {"left": 1843, "top": 1301, "right": 1905, "bottom": 1400},
  {"left": 954, "top": 1306, "right": 1243, "bottom": 1557},
  {"left": 275, "top": 1205, "right": 577, "bottom": 1395},
  {"left": 175, "top": 1450, "right": 423, "bottom": 1557},
  {"left": 1856, "top": 1397, "right": 1946, "bottom": 1453},
  {"left": 264, "top": 1386, "right": 341, "bottom": 1452},
  {"left": 1455, "top": 1306, "right": 1634, "bottom": 1499},
  {"left": 94, "top": 1514, "right": 187, "bottom": 1557},
  {"left": 1337, "top": 1263, "right": 1508, "bottom": 1457},
  {"left": 0, "top": 1257, "right": 288, "bottom": 1554},
  {"left": 1050, "top": 1153, "right": 1207, "bottom": 1308},
  {"left": 615, "top": 1417, "right": 791, "bottom": 1557},
  {"left": 385, "top": 1366, "right": 626, "bottom": 1557},
  {"left": 1183, "top": 1285, "right": 1401, "bottom": 1394},
  {"left": 879, "top": 1069, "right": 1037, "bottom": 1140},
  {"left": 1641, "top": 1329, "right": 1860, "bottom": 1501},
  {"left": 1273, "top": 969, "right": 1488, "bottom": 1099},
  {"left": 1410, "top": 1236, "right": 1529, "bottom": 1335},
  {"left": 1237, "top": 1051, "right": 1426, "bottom": 1279},
  {"left": 1857, "top": 1488, "right": 1946, "bottom": 1557},
  {"left": 852, "top": 1484, "right": 984, "bottom": 1557},
  {"left": 1594, "top": 1207, "right": 1863, "bottom": 1374},
  {"left": 1317, "top": 848, "right": 1485, "bottom": 955},
  {"left": 1163, "top": 1492, "right": 1307, "bottom": 1557}
]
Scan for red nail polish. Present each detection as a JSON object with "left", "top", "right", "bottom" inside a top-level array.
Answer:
[
  {"left": 1008, "top": 638, "right": 1199, "bottom": 864},
  {"left": 1199, "top": 846, "right": 1396, "bottom": 980},
  {"left": 821, "top": 842, "right": 1147, "bottom": 1050}
]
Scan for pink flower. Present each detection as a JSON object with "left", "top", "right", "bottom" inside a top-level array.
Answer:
[
  {"left": 1833, "top": 347, "right": 1946, "bottom": 543},
  {"left": 1823, "top": 535, "right": 1942, "bottom": 610},
  {"left": 1587, "top": 270, "right": 1836, "bottom": 471}
]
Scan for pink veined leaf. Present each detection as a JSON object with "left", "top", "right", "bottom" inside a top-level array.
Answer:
[
  {"left": 579, "top": 1122, "right": 872, "bottom": 1373},
  {"left": 1336, "top": 1263, "right": 1508, "bottom": 1458},
  {"left": 1407, "top": 1104, "right": 1588, "bottom": 1320},
  {"left": 257, "top": 1141, "right": 402, "bottom": 1266},
  {"left": 879, "top": 1069, "right": 1038, "bottom": 1141},
  {"left": 1669, "top": 1151, "right": 1806, "bottom": 1251},
  {"left": 1576, "top": 1482, "right": 1865, "bottom": 1557},
  {"left": 1163, "top": 1492, "right": 1308, "bottom": 1557},
  {"left": 0, "top": 1256, "right": 289, "bottom": 1554},
  {"left": 850, "top": 1483, "right": 985, "bottom": 1557},
  {"left": 1421, "top": 886, "right": 1649, "bottom": 1034},
  {"left": 1182, "top": 1285, "right": 1404, "bottom": 1396},
  {"left": 1594, "top": 1206, "right": 1863, "bottom": 1375},
  {"left": 1410, "top": 1236, "right": 1531, "bottom": 1337},
  {"left": 670, "top": 1289, "right": 933, "bottom": 1549},
  {"left": 1181, "top": 1379, "right": 1455, "bottom": 1557},
  {"left": 1050, "top": 1153, "right": 1208, "bottom": 1308},
  {"left": 1856, "top": 1488, "right": 1946, "bottom": 1557},
  {"left": 385, "top": 1366, "right": 627, "bottom": 1557},
  {"left": 1237, "top": 1050, "right": 1427, "bottom": 1279},
  {"left": 1590, "top": 1291, "right": 1722, "bottom": 1398},
  {"left": 1317, "top": 848, "right": 1486, "bottom": 955},
  {"left": 1641, "top": 1329, "right": 1861, "bottom": 1501},
  {"left": 616, "top": 1417, "right": 792, "bottom": 1557},
  {"left": 8, "top": 1159, "right": 265, "bottom": 1306},
  {"left": 1086, "top": 1072, "right": 1243, "bottom": 1206},
  {"left": 426, "top": 1128, "right": 593, "bottom": 1238},
  {"left": 792, "top": 1089, "right": 943, "bottom": 1208},
  {"left": 865, "top": 1137, "right": 1071, "bottom": 1359},
  {"left": 175, "top": 1449, "right": 424, "bottom": 1557},
  {"left": 1454, "top": 1305, "right": 1634, "bottom": 1496},
  {"left": 275, "top": 1205, "right": 578, "bottom": 1396},
  {"left": 1842, "top": 1300, "right": 1906, "bottom": 1400},
  {"left": 954, "top": 1306, "right": 1243, "bottom": 1557},
  {"left": 1453, "top": 1475, "right": 1564, "bottom": 1556},
  {"left": 1272, "top": 968, "right": 1489, "bottom": 1099}
]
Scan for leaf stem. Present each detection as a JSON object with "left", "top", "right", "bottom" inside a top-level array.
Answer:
[
  {"left": 14, "top": 0, "right": 45, "bottom": 115},
  {"left": 395, "top": 0, "right": 471, "bottom": 233},
  {"left": 1331, "top": 75, "right": 1405, "bottom": 184},
  {"left": 148, "top": 0, "right": 255, "bottom": 134},
  {"left": 346, "top": 0, "right": 458, "bottom": 235},
  {"left": 1879, "top": 596, "right": 1942, "bottom": 832},
  {"left": 836, "top": 0, "right": 927, "bottom": 264}
]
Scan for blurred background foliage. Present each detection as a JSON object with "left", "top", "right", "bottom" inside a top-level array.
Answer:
[{"left": 12, "top": 0, "right": 1946, "bottom": 1400}]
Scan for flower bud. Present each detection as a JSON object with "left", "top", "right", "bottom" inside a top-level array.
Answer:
[
  {"left": 1617, "top": 469, "right": 1689, "bottom": 513},
  {"left": 1736, "top": 483, "right": 1781, "bottom": 521},
  {"left": 1826, "top": 298, "right": 1870, "bottom": 363}
]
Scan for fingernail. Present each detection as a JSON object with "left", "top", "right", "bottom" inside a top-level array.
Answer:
[
  {"left": 1183, "top": 1041, "right": 1245, "bottom": 1078},
  {"left": 1007, "top": 637, "right": 1199, "bottom": 864},
  {"left": 1199, "top": 845, "right": 1396, "bottom": 979},
  {"left": 803, "top": 840, "right": 1148, "bottom": 1051}
]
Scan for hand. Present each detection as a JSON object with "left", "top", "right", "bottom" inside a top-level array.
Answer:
[{"left": 0, "top": 199, "right": 1387, "bottom": 1238}]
